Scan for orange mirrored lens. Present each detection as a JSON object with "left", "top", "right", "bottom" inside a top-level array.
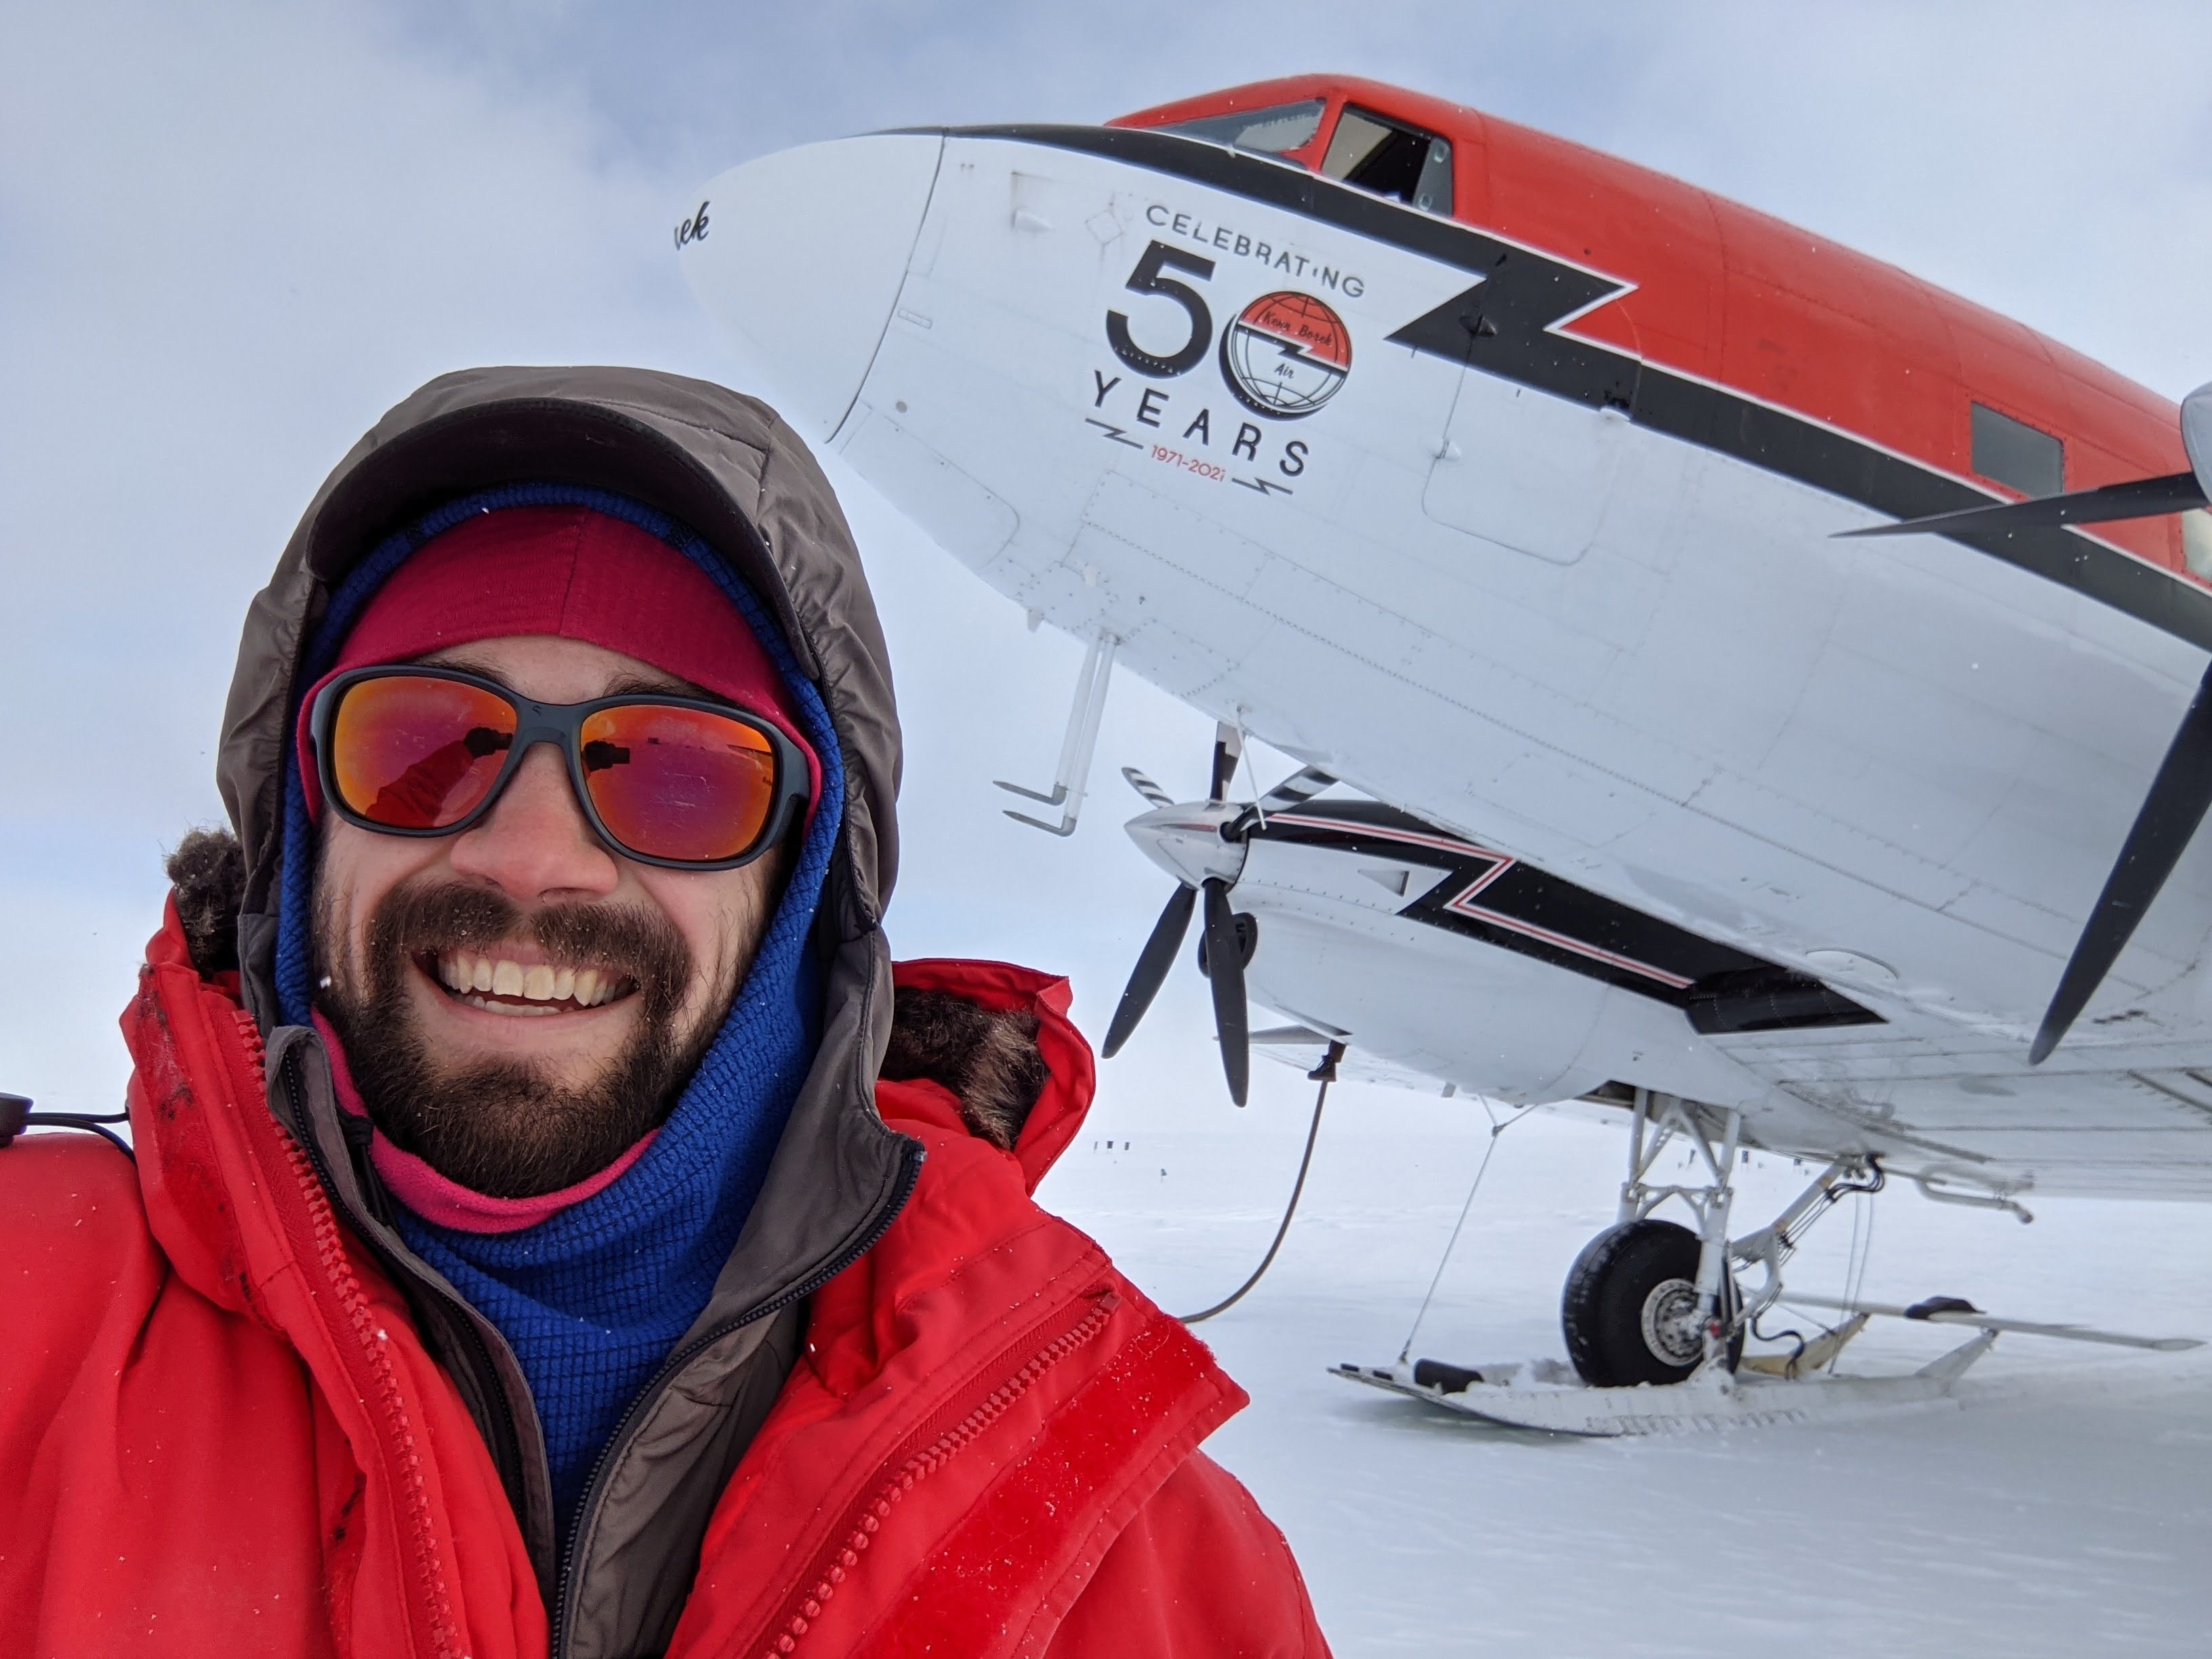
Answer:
[
  {"left": 330, "top": 676, "right": 516, "bottom": 830},
  {"left": 579, "top": 704, "right": 777, "bottom": 862}
]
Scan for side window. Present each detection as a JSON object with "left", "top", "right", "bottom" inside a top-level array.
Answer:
[
  {"left": 1322, "top": 106, "right": 1452, "bottom": 214},
  {"left": 1971, "top": 402, "right": 2064, "bottom": 497},
  {"left": 1158, "top": 100, "right": 1325, "bottom": 157}
]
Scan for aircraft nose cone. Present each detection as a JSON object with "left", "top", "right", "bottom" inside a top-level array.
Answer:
[
  {"left": 680, "top": 134, "right": 943, "bottom": 443},
  {"left": 1125, "top": 803, "right": 1247, "bottom": 890},
  {"left": 2184, "top": 382, "right": 2212, "bottom": 500}
]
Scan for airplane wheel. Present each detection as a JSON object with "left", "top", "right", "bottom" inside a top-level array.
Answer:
[{"left": 1561, "top": 1218, "right": 1742, "bottom": 1387}]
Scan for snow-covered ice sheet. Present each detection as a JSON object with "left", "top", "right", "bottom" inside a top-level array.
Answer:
[{"left": 1039, "top": 1084, "right": 2212, "bottom": 1656}]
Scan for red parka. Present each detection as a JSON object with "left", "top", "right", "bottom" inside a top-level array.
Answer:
[
  {"left": 2, "top": 366, "right": 1328, "bottom": 1656},
  {"left": 0, "top": 909, "right": 1326, "bottom": 1657}
]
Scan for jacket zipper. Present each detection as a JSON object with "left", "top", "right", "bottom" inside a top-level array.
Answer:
[
  {"left": 276, "top": 1039, "right": 531, "bottom": 1528},
  {"left": 753, "top": 1289, "right": 1120, "bottom": 1659},
  {"left": 264, "top": 1010, "right": 920, "bottom": 1656},
  {"left": 253, "top": 1015, "right": 465, "bottom": 1659},
  {"left": 549, "top": 1139, "right": 925, "bottom": 1658}
]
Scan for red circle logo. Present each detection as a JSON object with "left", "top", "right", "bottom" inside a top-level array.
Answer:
[{"left": 1218, "top": 291, "right": 1353, "bottom": 419}]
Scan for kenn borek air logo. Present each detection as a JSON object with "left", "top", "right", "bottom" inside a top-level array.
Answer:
[{"left": 1218, "top": 291, "right": 1352, "bottom": 419}]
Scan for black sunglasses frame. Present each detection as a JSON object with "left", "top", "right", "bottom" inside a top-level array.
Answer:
[{"left": 307, "top": 665, "right": 810, "bottom": 871}]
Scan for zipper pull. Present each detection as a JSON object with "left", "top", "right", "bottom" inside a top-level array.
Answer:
[{"left": 339, "top": 1111, "right": 397, "bottom": 1227}]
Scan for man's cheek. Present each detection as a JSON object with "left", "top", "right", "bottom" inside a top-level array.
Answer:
[
  {"left": 342, "top": 906, "right": 378, "bottom": 997},
  {"left": 310, "top": 882, "right": 350, "bottom": 997}
]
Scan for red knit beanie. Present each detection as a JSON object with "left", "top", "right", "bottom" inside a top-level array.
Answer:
[{"left": 296, "top": 505, "right": 820, "bottom": 820}]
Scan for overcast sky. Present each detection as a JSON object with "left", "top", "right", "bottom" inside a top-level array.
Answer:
[{"left": 5, "top": 0, "right": 2211, "bottom": 1126}]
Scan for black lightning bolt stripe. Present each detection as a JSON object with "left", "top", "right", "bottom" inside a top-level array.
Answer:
[
  {"left": 1084, "top": 415, "right": 1143, "bottom": 449},
  {"left": 928, "top": 123, "right": 2212, "bottom": 654},
  {"left": 1255, "top": 800, "right": 1877, "bottom": 1029}
]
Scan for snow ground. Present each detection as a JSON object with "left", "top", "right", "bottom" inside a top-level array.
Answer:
[{"left": 1037, "top": 1083, "right": 2212, "bottom": 1657}]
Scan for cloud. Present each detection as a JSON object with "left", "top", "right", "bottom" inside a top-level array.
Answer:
[
  {"left": 376, "top": 0, "right": 2212, "bottom": 390},
  {"left": 0, "top": 1, "right": 713, "bottom": 1101},
  {"left": 0, "top": 0, "right": 1233, "bottom": 1109},
  {"left": 5, "top": 0, "right": 2209, "bottom": 1119}
]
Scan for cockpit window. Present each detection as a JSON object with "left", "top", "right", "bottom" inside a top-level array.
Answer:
[
  {"left": 1158, "top": 99, "right": 1325, "bottom": 156},
  {"left": 1323, "top": 106, "right": 1453, "bottom": 215}
]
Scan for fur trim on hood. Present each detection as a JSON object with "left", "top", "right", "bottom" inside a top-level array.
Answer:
[
  {"left": 881, "top": 988, "right": 1047, "bottom": 1151},
  {"left": 167, "top": 829, "right": 247, "bottom": 979}
]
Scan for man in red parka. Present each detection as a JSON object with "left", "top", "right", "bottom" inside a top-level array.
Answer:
[{"left": 0, "top": 367, "right": 1329, "bottom": 1658}]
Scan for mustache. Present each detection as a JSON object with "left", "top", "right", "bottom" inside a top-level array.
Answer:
[
  {"left": 308, "top": 821, "right": 793, "bottom": 1197},
  {"left": 316, "top": 874, "right": 712, "bottom": 1197},
  {"left": 363, "top": 879, "right": 693, "bottom": 1015}
]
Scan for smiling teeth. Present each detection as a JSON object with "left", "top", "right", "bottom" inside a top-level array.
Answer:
[{"left": 438, "top": 951, "right": 619, "bottom": 1006}]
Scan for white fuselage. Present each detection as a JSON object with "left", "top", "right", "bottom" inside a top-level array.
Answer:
[{"left": 686, "top": 130, "right": 2212, "bottom": 1198}]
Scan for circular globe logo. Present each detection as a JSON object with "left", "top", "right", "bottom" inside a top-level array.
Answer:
[{"left": 1218, "top": 291, "right": 1353, "bottom": 419}]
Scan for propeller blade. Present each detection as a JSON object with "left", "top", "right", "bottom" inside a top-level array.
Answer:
[
  {"left": 1254, "top": 766, "right": 1337, "bottom": 815},
  {"left": 1836, "top": 471, "right": 2207, "bottom": 541},
  {"left": 1208, "top": 722, "right": 1243, "bottom": 803},
  {"left": 1122, "top": 765, "right": 1172, "bottom": 808},
  {"left": 1202, "top": 877, "right": 1250, "bottom": 1104},
  {"left": 2031, "top": 659, "right": 2212, "bottom": 1063},
  {"left": 1102, "top": 883, "right": 1197, "bottom": 1059}
]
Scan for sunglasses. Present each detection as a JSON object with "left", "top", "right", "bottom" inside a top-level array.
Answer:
[{"left": 307, "top": 667, "right": 809, "bottom": 869}]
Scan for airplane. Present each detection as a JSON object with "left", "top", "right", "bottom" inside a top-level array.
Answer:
[{"left": 680, "top": 74, "right": 2212, "bottom": 1429}]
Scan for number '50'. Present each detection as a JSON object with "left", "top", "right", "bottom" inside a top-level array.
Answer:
[{"left": 1107, "top": 241, "right": 1216, "bottom": 379}]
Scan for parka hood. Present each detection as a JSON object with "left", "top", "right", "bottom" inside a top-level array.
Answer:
[
  {"left": 213, "top": 369, "right": 922, "bottom": 1597},
  {"left": 222, "top": 365, "right": 900, "bottom": 933}
]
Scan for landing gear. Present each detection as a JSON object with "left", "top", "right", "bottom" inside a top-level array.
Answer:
[
  {"left": 1561, "top": 1090, "right": 1874, "bottom": 1388},
  {"left": 1562, "top": 1218, "right": 1741, "bottom": 1386},
  {"left": 1336, "top": 1094, "right": 2179, "bottom": 1432}
]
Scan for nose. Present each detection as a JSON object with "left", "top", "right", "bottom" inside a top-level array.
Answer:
[
  {"left": 1124, "top": 802, "right": 1248, "bottom": 890},
  {"left": 446, "top": 743, "right": 621, "bottom": 901},
  {"left": 2185, "top": 381, "right": 2211, "bottom": 499},
  {"left": 680, "top": 133, "right": 945, "bottom": 443}
]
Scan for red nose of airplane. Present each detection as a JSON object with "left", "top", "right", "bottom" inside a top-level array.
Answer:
[{"left": 681, "top": 134, "right": 944, "bottom": 442}]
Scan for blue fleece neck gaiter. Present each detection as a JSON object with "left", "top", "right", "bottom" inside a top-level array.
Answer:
[{"left": 272, "top": 483, "right": 846, "bottom": 1542}]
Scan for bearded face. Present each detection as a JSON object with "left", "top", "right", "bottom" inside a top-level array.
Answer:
[
  {"left": 310, "top": 635, "right": 788, "bottom": 1198},
  {"left": 314, "top": 872, "right": 727, "bottom": 1195}
]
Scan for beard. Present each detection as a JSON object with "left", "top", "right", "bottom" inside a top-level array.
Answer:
[{"left": 313, "top": 874, "right": 729, "bottom": 1199}]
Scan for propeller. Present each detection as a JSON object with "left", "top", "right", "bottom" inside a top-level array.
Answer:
[
  {"left": 1102, "top": 723, "right": 1261, "bottom": 1103},
  {"left": 1200, "top": 877, "right": 1251, "bottom": 1105},
  {"left": 1230, "top": 763, "right": 1338, "bottom": 839},
  {"left": 1837, "top": 382, "right": 2211, "bottom": 544},
  {"left": 1832, "top": 383, "right": 2212, "bottom": 1062},
  {"left": 1102, "top": 883, "right": 1197, "bottom": 1059},
  {"left": 1121, "top": 765, "right": 1173, "bottom": 808},
  {"left": 2031, "top": 659, "right": 2212, "bottom": 1063},
  {"left": 1835, "top": 470, "right": 2205, "bottom": 541}
]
